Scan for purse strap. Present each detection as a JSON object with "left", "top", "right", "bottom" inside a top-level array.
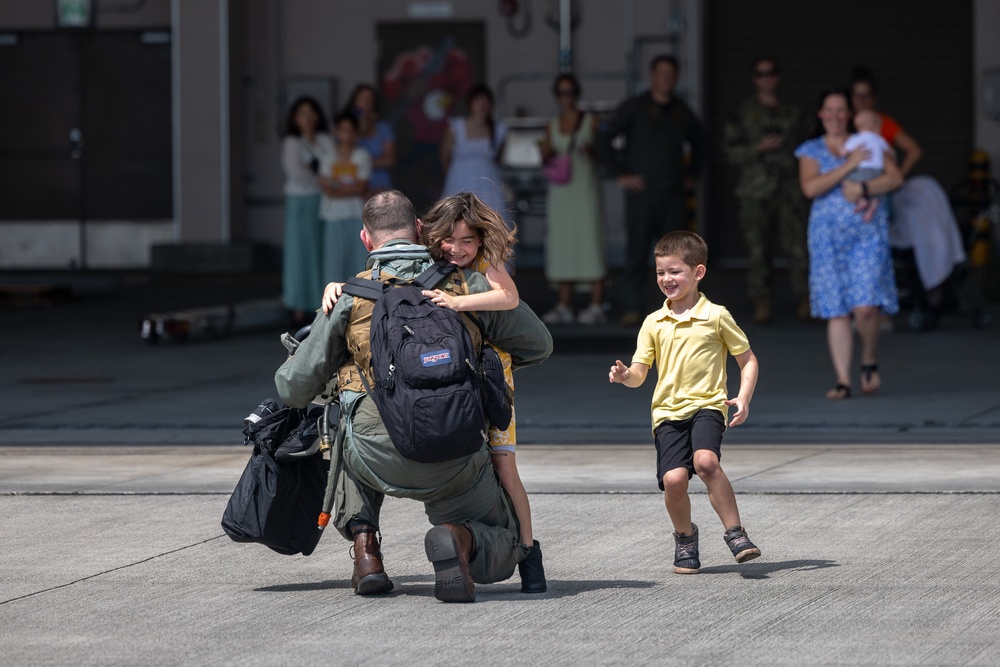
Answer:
[{"left": 562, "top": 112, "right": 585, "bottom": 154}]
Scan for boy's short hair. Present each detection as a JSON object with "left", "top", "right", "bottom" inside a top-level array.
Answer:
[
  {"left": 654, "top": 231, "right": 708, "bottom": 268},
  {"left": 332, "top": 110, "right": 359, "bottom": 129}
]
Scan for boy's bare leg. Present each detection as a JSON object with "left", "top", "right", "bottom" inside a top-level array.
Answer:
[
  {"left": 662, "top": 468, "right": 693, "bottom": 534},
  {"left": 853, "top": 197, "right": 869, "bottom": 214},
  {"left": 693, "top": 450, "right": 741, "bottom": 529},
  {"left": 491, "top": 452, "right": 533, "bottom": 544}
]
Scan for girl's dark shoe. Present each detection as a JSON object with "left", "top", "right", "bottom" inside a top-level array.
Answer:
[
  {"left": 673, "top": 523, "right": 700, "bottom": 574},
  {"left": 518, "top": 540, "right": 547, "bottom": 593}
]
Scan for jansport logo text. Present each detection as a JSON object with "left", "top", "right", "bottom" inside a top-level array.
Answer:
[{"left": 421, "top": 349, "right": 452, "bottom": 367}]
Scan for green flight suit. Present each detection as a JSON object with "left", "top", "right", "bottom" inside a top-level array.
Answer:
[{"left": 723, "top": 96, "right": 809, "bottom": 301}]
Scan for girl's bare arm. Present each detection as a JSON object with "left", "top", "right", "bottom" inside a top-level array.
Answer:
[{"left": 422, "top": 262, "right": 519, "bottom": 312}]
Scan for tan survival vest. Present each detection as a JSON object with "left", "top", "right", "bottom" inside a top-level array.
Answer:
[{"left": 335, "top": 267, "right": 484, "bottom": 393}]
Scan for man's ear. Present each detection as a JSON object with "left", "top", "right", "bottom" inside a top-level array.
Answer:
[
  {"left": 360, "top": 228, "right": 374, "bottom": 252},
  {"left": 695, "top": 264, "right": 707, "bottom": 281},
  {"left": 415, "top": 218, "right": 423, "bottom": 238}
]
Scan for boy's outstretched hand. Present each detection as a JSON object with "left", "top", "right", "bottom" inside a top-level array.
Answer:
[
  {"left": 724, "top": 397, "right": 750, "bottom": 427},
  {"left": 609, "top": 360, "right": 630, "bottom": 384}
]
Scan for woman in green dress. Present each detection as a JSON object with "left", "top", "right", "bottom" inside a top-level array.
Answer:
[{"left": 539, "top": 74, "right": 607, "bottom": 326}]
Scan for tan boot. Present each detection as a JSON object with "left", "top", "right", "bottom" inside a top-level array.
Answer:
[
  {"left": 424, "top": 523, "right": 476, "bottom": 602},
  {"left": 350, "top": 525, "right": 393, "bottom": 595},
  {"left": 754, "top": 299, "right": 772, "bottom": 324}
]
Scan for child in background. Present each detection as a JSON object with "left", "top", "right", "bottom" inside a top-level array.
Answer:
[
  {"left": 418, "top": 192, "right": 546, "bottom": 594},
  {"left": 319, "top": 111, "right": 371, "bottom": 283},
  {"left": 842, "top": 109, "right": 893, "bottom": 222},
  {"left": 609, "top": 231, "right": 761, "bottom": 575}
]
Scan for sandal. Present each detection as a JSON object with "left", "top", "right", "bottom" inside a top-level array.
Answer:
[
  {"left": 860, "top": 363, "right": 880, "bottom": 395},
  {"left": 825, "top": 383, "right": 851, "bottom": 400}
]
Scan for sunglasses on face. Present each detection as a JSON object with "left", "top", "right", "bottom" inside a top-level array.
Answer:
[{"left": 753, "top": 69, "right": 778, "bottom": 78}]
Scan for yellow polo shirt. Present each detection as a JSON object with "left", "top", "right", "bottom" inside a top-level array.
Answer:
[{"left": 632, "top": 293, "right": 750, "bottom": 432}]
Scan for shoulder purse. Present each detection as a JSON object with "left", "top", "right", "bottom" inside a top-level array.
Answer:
[{"left": 543, "top": 113, "right": 585, "bottom": 185}]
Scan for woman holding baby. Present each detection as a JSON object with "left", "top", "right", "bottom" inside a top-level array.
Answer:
[{"left": 795, "top": 87, "right": 903, "bottom": 400}]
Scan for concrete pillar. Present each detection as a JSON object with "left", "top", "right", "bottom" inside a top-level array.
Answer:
[{"left": 171, "top": 0, "right": 230, "bottom": 243}]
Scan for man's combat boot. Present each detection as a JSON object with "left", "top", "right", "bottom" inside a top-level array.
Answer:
[
  {"left": 350, "top": 523, "right": 393, "bottom": 595},
  {"left": 424, "top": 523, "right": 476, "bottom": 603},
  {"left": 518, "top": 540, "right": 547, "bottom": 593}
]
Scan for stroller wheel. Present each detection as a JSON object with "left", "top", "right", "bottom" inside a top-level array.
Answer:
[
  {"left": 906, "top": 309, "right": 937, "bottom": 332},
  {"left": 973, "top": 308, "right": 993, "bottom": 330}
]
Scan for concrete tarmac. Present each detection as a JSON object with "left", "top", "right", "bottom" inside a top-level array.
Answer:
[{"left": 2, "top": 269, "right": 1000, "bottom": 664}]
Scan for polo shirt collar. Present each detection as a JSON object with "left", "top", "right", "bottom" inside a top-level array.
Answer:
[{"left": 654, "top": 293, "right": 710, "bottom": 322}]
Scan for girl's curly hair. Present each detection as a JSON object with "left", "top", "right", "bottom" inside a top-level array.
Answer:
[{"left": 419, "top": 192, "right": 517, "bottom": 268}]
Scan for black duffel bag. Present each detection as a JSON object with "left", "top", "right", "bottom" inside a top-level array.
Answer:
[{"left": 221, "top": 403, "right": 327, "bottom": 556}]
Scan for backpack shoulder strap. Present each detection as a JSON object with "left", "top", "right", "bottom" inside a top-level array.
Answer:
[
  {"left": 342, "top": 266, "right": 403, "bottom": 301},
  {"left": 414, "top": 259, "right": 458, "bottom": 291},
  {"left": 342, "top": 277, "right": 385, "bottom": 301}
]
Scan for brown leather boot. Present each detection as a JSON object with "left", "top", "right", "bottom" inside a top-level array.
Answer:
[
  {"left": 424, "top": 523, "right": 476, "bottom": 603},
  {"left": 350, "top": 525, "right": 393, "bottom": 595}
]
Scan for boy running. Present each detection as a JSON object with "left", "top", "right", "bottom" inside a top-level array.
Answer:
[{"left": 609, "top": 231, "right": 761, "bottom": 573}]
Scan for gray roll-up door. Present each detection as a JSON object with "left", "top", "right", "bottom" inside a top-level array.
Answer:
[{"left": 705, "top": 0, "right": 973, "bottom": 263}]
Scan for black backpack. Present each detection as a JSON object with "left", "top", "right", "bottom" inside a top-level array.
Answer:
[{"left": 342, "top": 260, "right": 510, "bottom": 463}]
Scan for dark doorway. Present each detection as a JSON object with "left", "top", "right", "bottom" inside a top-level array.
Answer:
[
  {"left": 705, "top": 1, "right": 973, "bottom": 263},
  {"left": 376, "top": 21, "right": 485, "bottom": 214},
  {"left": 0, "top": 30, "right": 172, "bottom": 260}
]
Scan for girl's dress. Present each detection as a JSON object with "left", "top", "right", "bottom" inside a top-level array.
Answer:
[
  {"left": 281, "top": 133, "right": 334, "bottom": 312},
  {"left": 545, "top": 113, "right": 605, "bottom": 282},
  {"left": 441, "top": 117, "right": 510, "bottom": 224},
  {"left": 473, "top": 253, "right": 516, "bottom": 452},
  {"left": 794, "top": 137, "right": 899, "bottom": 318}
]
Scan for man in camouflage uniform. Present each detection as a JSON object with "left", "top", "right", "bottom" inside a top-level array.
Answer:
[{"left": 723, "top": 56, "right": 810, "bottom": 323}]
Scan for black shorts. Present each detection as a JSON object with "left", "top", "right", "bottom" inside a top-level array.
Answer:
[{"left": 653, "top": 409, "right": 725, "bottom": 489}]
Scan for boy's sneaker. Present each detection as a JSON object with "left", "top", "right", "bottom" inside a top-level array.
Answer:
[
  {"left": 673, "top": 523, "right": 700, "bottom": 574},
  {"left": 575, "top": 303, "right": 607, "bottom": 325},
  {"left": 724, "top": 525, "right": 761, "bottom": 563},
  {"left": 542, "top": 303, "right": 574, "bottom": 325}
]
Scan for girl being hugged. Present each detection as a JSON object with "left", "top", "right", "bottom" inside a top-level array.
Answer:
[{"left": 419, "top": 192, "right": 546, "bottom": 594}]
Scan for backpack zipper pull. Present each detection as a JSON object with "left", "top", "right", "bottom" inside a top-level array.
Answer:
[
  {"left": 465, "top": 358, "right": 476, "bottom": 372},
  {"left": 403, "top": 325, "right": 414, "bottom": 336},
  {"left": 384, "top": 363, "right": 395, "bottom": 389}
]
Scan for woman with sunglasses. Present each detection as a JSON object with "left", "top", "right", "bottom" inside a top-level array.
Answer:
[{"left": 538, "top": 73, "right": 607, "bottom": 325}]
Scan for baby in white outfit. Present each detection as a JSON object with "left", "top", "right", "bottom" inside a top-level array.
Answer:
[{"left": 841, "top": 109, "right": 893, "bottom": 221}]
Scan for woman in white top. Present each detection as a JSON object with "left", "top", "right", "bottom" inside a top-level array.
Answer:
[
  {"left": 439, "top": 84, "right": 510, "bottom": 225},
  {"left": 281, "top": 96, "right": 334, "bottom": 327}
]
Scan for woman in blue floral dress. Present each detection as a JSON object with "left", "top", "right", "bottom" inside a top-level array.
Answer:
[{"left": 795, "top": 89, "right": 902, "bottom": 400}]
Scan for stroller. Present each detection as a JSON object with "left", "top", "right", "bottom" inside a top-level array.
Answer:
[{"left": 890, "top": 172, "right": 996, "bottom": 332}]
